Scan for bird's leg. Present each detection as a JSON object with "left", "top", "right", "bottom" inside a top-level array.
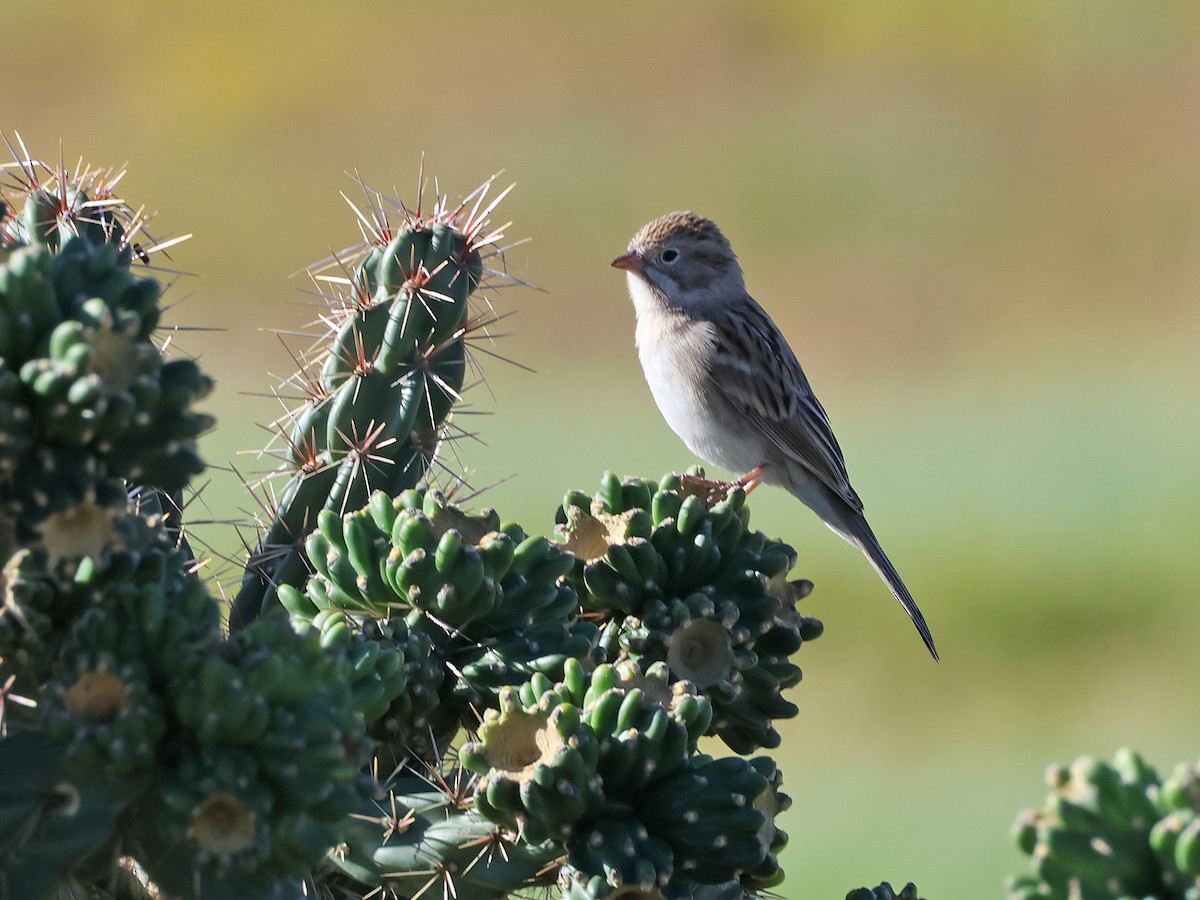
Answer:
[
  {"left": 732, "top": 464, "right": 767, "bottom": 493},
  {"left": 678, "top": 464, "right": 768, "bottom": 509}
]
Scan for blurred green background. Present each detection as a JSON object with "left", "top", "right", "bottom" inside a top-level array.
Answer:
[{"left": 8, "top": 1, "right": 1199, "bottom": 895}]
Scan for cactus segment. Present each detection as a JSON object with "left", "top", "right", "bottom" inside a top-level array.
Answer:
[
  {"left": 324, "top": 778, "right": 559, "bottom": 898},
  {"left": 0, "top": 163, "right": 210, "bottom": 527},
  {"left": 557, "top": 471, "right": 820, "bottom": 754},
  {"left": 637, "top": 754, "right": 773, "bottom": 884},
  {"left": 565, "top": 816, "right": 676, "bottom": 895},
  {"left": 461, "top": 659, "right": 788, "bottom": 894},
  {"left": 127, "top": 613, "right": 369, "bottom": 900},
  {"left": 1008, "top": 748, "right": 1200, "bottom": 899},
  {"left": 232, "top": 176, "right": 511, "bottom": 625},
  {"left": 281, "top": 486, "right": 593, "bottom": 765},
  {"left": 0, "top": 731, "right": 124, "bottom": 900},
  {"left": 464, "top": 686, "right": 606, "bottom": 844}
]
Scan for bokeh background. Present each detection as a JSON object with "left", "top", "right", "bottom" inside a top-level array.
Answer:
[{"left": 8, "top": 1, "right": 1199, "bottom": 895}]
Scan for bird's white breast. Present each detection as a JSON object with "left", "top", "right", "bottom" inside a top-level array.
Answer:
[{"left": 627, "top": 275, "right": 766, "bottom": 474}]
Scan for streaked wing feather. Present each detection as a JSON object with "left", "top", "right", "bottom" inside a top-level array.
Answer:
[{"left": 707, "top": 300, "right": 863, "bottom": 511}]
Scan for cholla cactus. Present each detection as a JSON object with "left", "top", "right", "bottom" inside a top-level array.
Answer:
[
  {"left": 0, "top": 144, "right": 365, "bottom": 900},
  {"left": 1009, "top": 748, "right": 1200, "bottom": 899},
  {"left": 556, "top": 471, "right": 822, "bottom": 754},
  {"left": 283, "top": 474, "right": 812, "bottom": 898},
  {"left": 232, "top": 173, "right": 512, "bottom": 624},
  {"left": 278, "top": 485, "right": 595, "bottom": 768},
  {"left": 1, "top": 141, "right": 829, "bottom": 900}
]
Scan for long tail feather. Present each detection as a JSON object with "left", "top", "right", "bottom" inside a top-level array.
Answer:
[{"left": 841, "top": 516, "right": 939, "bottom": 661}]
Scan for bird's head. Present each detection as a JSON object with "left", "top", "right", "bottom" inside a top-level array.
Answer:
[{"left": 612, "top": 211, "right": 745, "bottom": 308}]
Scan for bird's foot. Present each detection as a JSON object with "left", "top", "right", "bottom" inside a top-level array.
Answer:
[
  {"left": 677, "top": 465, "right": 767, "bottom": 509},
  {"left": 676, "top": 474, "right": 729, "bottom": 508},
  {"left": 732, "top": 465, "right": 767, "bottom": 492}
]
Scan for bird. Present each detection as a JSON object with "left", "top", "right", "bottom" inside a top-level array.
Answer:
[{"left": 611, "top": 210, "right": 938, "bottom": 660}]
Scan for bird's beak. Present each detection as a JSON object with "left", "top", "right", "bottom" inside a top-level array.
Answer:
[{"left": 611, "top": 251, "right": 643, "bottom": 273}]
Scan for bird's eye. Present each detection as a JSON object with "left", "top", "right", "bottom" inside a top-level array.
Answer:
[{"left": 660, "top": 248, "right": 680, "bottom": 265}]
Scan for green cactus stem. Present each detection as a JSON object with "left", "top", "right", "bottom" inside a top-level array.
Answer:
[
  {"left": 1009, "top": 748, "right": 1200, "bottom": 899},
  {"left": 460, "top": 658, "right": 788, "bottom": 895},
  {"left": 557, "top": 471, "right": 821, "bottom": 754},
  {"left": 232, "top": 175, "right": 515, "bottom": 625},
  {"left": 0, "top": 146, "right": 375, "bottom": 900},
  {"left": 321, "top": 776, "right": 559, "bottom": 899},
  {"left": 0, "top": 151, "right": 211, "bottom": 530},
  {"left": 279, "top": 485, "right": 595, "bottom": 766}
]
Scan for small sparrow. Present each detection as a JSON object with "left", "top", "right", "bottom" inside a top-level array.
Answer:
[{"left": 612, "top": 211, "right": 938, "bottom": 660}]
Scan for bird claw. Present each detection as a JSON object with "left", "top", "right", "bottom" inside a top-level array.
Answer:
[
  {"left": 677, "top": 465, "right": 767, "bottom": 509},
  {"left": 677, "top": 473, "right": 733, "bottom": 508}
]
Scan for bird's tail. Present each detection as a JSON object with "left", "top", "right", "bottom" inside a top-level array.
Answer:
[{"left": 836, "top": 515, "right": 939, "bottom": 661}]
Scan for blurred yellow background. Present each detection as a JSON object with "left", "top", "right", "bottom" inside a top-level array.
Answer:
[{"left": 8, "top": 1, "right": 1199, "bottom": 895}]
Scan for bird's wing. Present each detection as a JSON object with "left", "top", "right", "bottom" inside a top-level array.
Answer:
[{"left": 707, "top": 299, "right": 863, "bottom": 512}]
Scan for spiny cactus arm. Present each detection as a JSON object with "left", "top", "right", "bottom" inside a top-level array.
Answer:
[
  {"left": 231, "top": 175, "right": 514, "bottom": 626},
  {"left": 0, "top": 145, "right": 376, "bottom": 900},
  {"left": 317, "top": 777, "right": 559, "bottom": 900},
  {"left": 1008, "top": 747, "right": 1200, "bottom": 899}
]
